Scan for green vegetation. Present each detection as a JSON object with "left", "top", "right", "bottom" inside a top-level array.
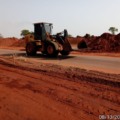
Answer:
[
  {"left": 84, "top": 33, "right": 91, "bottom": 38},
  {"left": 68, "top": 34, "right": 73, "bottom": 37},
  {"left": 0, "top": 33, "right": 3, "bottom": 38},
  {"left": 109, "top": 27, "right": 118, "bottom": 35},
  {"left": 21, "top": 29, "right": 31, "bottom": 37}
]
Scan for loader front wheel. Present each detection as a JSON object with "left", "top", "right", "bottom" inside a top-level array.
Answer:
[
  {"left": 47, "top": 44, "right": 58, "bottom": 57},
  {"left": 26, "top": 42, "right": 37, "bottom": 56}
]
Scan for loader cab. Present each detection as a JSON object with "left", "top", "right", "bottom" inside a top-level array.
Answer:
[{"left": 34, "top": 22, "right": 53, "bottom": 41}]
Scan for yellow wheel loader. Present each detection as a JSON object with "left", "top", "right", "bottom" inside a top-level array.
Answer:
[{"left": 25, "top": 22, "right": 72, "bottom": 57}]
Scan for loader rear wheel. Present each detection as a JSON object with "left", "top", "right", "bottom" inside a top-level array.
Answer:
[
  {"left": 47, "top": 44, "right": 58, "bottom": 57},
  {"left": 26, "top": 42, "right": 37, "bottom": 56}
]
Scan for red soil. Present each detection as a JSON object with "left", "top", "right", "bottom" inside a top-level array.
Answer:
[
  {"left": 69, "top": 33, "right": 120, "bottom": 52},
  {"left": 0, "top": 35, "right": 119, "bottom": 120},
  {"left": 0, "top": 57, "right": 120, "bottom": 120}
]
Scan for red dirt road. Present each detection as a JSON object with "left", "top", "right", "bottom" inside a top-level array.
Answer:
[{"left": 0, "top": 57, "right": 120, "bottom": 120}]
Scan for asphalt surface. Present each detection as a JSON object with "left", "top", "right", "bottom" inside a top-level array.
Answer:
[{"left": 0, "top": 49, "right": 120, "bottom": 74}]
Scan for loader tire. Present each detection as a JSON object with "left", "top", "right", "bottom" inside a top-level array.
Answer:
[
  {"left": 46, "top": 44, "right": 58, "bottom": 57},
  {"left": 26, "top": 42, "right": 37, "bottom": 56}
]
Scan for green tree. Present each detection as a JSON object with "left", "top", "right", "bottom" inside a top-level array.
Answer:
[
  {"left": 21, "top": 29, "right": 30, "bottom": 37},
  {"left": 109, "top": 27, "right": 118, "bottom": 35},
  {"left": 0, "top": 33, "right": 3, "bottom": 38},
  {"left": 68, "top": 34, "right": 73, "bottom": 37},
  {"left": 84, "top": 33, "right": 91, "bottom": 38}
]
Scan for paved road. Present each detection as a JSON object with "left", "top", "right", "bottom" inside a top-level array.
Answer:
[{"left": 0, "top": 49, "right": 120, "bottom": 74}]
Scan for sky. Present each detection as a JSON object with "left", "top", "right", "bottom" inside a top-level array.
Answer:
[{"left": 0, "top": 0, "right": 120, "bottom": 38}]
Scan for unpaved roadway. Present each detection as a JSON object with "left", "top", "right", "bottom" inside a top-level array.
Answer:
[
  {"left": 0, "top": 49, "right": 120, "bottom": 74},
  {"left": 0, "top": 49, "right": 120, "bottom": 120}
]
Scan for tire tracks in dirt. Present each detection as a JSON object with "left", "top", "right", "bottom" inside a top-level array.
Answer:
[{"left": 0, "top": 57, "right": 120, "bottom": 120}]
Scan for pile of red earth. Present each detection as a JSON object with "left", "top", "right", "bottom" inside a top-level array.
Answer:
[
  {"left": 0, "top": 38, "right": 25, "bottom": 47},
  {"left": 68, "top": 37, "right": 83, "bottom": 45},
  {"left": 71, "top": 33, "right": 120, "bottom": 52}
]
